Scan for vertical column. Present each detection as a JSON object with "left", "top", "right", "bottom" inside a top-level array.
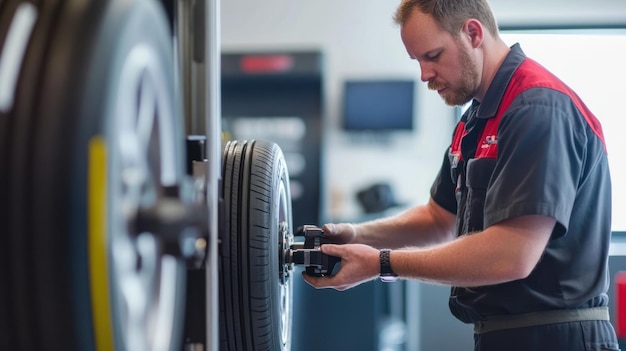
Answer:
[
  {"left": 175, "top": 0, "right": 220, "bottom": 349},
  {"left": 204, "top": 0, "right": 221, "bottom": 350}
]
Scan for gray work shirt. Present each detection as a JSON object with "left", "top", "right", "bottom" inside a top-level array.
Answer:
[{"left": 430, "top": 44, "right": 612, "bottom": 323}]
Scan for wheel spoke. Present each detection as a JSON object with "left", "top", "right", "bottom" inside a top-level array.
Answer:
[{"left": 111, "top": 42, "right": 180, "bottom": 351}]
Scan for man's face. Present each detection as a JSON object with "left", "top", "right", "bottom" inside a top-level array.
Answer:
[{"left": 400, "top": 10, "right": 480, "bottom": 106}]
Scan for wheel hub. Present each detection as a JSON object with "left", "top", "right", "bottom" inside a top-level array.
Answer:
[{"left": 279, "top": 221, "right": 294, "bottom": 286}]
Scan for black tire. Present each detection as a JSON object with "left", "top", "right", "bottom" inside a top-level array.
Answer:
[
  {"left": 1, "top": 0, "right": 186, "bottom": 350},
  {"left": 0, "top": 2, "right": 33, "bottom": 348},
  {"left": 220, "top": 139, "right": 294, "bottom": 351}
]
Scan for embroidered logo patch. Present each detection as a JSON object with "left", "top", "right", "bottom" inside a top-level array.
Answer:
[{"left": 481, "top": 135, "right": 498, "bottom": 148}]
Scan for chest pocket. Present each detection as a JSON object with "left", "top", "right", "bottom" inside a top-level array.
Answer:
[{"left": 458, "top": 157, "right": 497, "bottom": 235}]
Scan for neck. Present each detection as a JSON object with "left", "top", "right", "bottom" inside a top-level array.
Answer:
[{"left": 475, "top": 38, "right": 510, "bottom": 102}]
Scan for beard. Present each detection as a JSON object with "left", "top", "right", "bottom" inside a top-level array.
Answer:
[{"left": 428, "top": 45, "right": 479, "bottom": 106}]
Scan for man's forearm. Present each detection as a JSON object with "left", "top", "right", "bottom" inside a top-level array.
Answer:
[
  {"left": 389, "top": 215, "right": 554, "bottom": 287},
  {"left": 354, "top": 199, "right": 456, "bottom": 249}
]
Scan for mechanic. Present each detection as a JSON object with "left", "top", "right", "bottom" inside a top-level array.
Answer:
[{"left": 303, "top": 0, "right": 619, "bottom": 350}]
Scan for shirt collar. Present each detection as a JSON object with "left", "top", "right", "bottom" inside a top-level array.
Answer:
[{"left": 473, "top": 43, "right": 526, "bottom": 119}]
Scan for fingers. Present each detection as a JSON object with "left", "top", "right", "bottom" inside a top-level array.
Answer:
[
  {"left": 322, "top": 223, "right": 337, "bottom": 235},
  {"left": 301, "top": 243, "right": 379, "bottom": 291},
  {"left": 320, "top": 243, "right": 340, "bottom": 256},
  {"left": 322, "top": 223, "right": 357, "bottom": 244},
  {"left": 301, "top": 266, "right": 373, "bottom": 291},
  {"left": 302, "top": 271, "right": 345, "bottom": 290},
  {"left": 301, "top": 244, "right": 346, "bottom": 290}
]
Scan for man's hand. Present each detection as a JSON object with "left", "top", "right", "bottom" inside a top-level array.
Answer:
[
  {"left": 321, "top": 223, "right": 358, "bottom": 244},
  {"left": 302, "top": 243, "right": 380, "bottom": 291}
]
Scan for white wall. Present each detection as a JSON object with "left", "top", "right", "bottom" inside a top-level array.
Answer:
[
  {"left": 490, "top": 0, "right": 626, "bottom": 27},
  {"left": 221, "top": 0, "right": 455, "bottom": 221}
]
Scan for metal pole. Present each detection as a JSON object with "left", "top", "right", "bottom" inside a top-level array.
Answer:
[
  {"left": 204, "top": 0, "right": 221, "bottom": 350},
  {"left": 175, "top": 0, "right": 207, "bottom": 136},
  {"left": 175, "top": 0, "right": 219, "bottom": 349}
]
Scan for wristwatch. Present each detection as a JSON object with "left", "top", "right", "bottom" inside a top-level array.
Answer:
[{"left": 379, "top": 249, "right": 398, "bottom": 282}]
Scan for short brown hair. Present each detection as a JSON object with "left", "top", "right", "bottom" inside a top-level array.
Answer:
[{"left": 394, "top": 0, "right": 499, "bottom": 37}]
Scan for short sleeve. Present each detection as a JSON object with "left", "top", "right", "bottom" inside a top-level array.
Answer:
[{"left": 483, "top": 89, "right": 586, "bottom": 237}]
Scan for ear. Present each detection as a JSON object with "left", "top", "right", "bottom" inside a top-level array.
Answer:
[{"left": 462, "top": 19, "right": 484, "bottom": 49}]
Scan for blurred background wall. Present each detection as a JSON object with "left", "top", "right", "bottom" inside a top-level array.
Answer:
[{"left": 221, "top": 0, "right": 456, "bottom": 222}]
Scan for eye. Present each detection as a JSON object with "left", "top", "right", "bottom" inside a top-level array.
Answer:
[{"left": 427, "top": 52, "right": 441, "bottom": 61}]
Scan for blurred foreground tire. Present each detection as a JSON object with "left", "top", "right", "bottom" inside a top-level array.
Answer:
[{"left": 0, "top": 0, "right": 186, "bottom": 349}]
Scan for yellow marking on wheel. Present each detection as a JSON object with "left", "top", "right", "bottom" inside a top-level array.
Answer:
[{"left": 88, "top": 136, "right": 114, "bottom": 351}]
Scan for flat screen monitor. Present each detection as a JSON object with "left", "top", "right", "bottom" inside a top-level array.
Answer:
[{"left": 343, "top": 80, "right": 415, "bottom": 131}]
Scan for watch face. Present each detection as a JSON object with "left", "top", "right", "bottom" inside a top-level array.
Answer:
[{"left": 380, "top": 275, "right": 398, "bottom": 283}]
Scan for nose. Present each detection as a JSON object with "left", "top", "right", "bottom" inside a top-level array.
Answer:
[{"left": 419, "top": 61, "right": 435, "bottom": 82}]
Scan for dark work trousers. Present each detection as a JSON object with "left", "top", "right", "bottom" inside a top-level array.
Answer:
[{"left": 473, "top": 320, "right": 620, "bottom": 351}]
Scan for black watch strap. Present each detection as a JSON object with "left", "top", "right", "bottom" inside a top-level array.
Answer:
[{"left": 379, "top": 249, "right": 397, "bottom": 282}]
